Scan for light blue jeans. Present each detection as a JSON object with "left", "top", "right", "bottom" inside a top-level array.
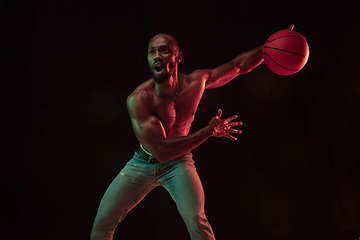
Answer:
[{"left": 91, "top": 151, "right": 215, "bottom": 240}]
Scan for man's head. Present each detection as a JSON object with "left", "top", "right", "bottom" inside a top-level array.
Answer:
[{"left": 148, "top": 33, "right": 183, "bottom": 84}]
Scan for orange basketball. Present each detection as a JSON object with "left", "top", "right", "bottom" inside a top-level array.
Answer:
[{"left": 263, "top": 30, "right": 309, "bottom": 76}]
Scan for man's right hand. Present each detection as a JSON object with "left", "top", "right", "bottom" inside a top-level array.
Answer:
[{"left": 208, "top": 109, "right": 243, "bottom": 141}]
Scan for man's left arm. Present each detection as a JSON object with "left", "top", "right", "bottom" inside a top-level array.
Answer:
[
  {"left": 203, "top": 25, "right": 294, "bottom": 89},
  {"left": 203, "top": 45, "right": 264, "bottom": 89}
]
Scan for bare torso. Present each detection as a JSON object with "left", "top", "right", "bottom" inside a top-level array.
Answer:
[
  {"left": 127, "top": 35, "right": 265, "bottom": 162},
  {"left": 131, "top": 71, "right": 206, "bottom": 139}
]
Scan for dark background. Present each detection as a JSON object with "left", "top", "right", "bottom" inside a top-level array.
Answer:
[{"left": 2, "top": 0, "right": 360, "bottom": 239}]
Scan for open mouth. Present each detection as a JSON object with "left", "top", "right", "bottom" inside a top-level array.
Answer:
[
  {"left": 155, "top": 65, "right": 165, "bottom": 72},
  {"left": 154, "top": 63, "right": 165, "bottom": 74}
]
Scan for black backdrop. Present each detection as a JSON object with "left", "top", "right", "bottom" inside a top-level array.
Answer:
[{"left": 2, "top": 0, "right": 360, "bottom": 239}]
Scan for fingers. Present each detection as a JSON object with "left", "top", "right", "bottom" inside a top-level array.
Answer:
[
  {"left": 224, "top": 114, "right": 238, "bottom": 124},
  {"left": 228, "top": 121, "right": 243, "bottom": 127},
  {"left": 224, "top": 134, "right": 237, "bottom": 141},
  {"left": 225, "top": 134, "right": 237, "bottom": 141},
  {"left": 228, "top": 128, "right": 242, "bottom": 134},
  {"left": 212, "top": 109, "right": 243, "bottom": 140},
  {"left": 225, "top": 122, "right": 243, "bottom": 141},
  {"left": 215, "top": 109, "right": 240, "bottom": 124},
  {"left": 225, "top": 127, "right": 243, "bottom": 140},
  {"left": 288, "top": 24, "right": 294, "bottom": 30}
]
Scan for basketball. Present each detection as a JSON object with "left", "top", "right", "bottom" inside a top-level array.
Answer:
[{"left": 263, "top": 29, "right": 309, "bottom": 76}]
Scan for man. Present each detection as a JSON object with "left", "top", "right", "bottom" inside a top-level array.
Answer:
[{"left": 91, "top": 26, "right": 293, "bottom": 240}]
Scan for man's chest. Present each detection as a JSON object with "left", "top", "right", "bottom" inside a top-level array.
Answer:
[
  {"left": 152, "top": 87, "right": 204, "bottom": 129},
  {"left": 152, "top": 98, "right": 191, "bottom": 129}
]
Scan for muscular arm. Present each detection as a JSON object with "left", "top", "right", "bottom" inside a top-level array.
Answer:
[
  {"left": 127, "top": 92, "right": 241, "bottom": 162},
  {"left": 203, "top": 45, "right": 264, "bottom": 89},
  {"left": 203, "top": 25, "right": 294, "bottom": 89}
]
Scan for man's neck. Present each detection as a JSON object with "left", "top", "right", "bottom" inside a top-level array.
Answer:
[{"left": 155, "top": 73, "right": 180, "bottom": 98}]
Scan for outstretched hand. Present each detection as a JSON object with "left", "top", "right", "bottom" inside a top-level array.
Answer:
[{"left": 208, "top": 109, "right": 243, "bottom": 141}]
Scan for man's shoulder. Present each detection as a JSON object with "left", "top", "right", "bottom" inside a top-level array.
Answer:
[
  {"left": 127, "top": 89, "right": 151, "bottom": 106},
  {"left": 127, "top": 79, "right": 153, "bottom": 111},
  {"left": 127, "top": 89, "right": 149, "bottom": 101},
  {"left": 128, "top": 79, "right": 153, "bottom": 98}
]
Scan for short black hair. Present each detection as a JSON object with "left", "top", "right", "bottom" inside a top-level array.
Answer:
[{"left": 154, "top": 32, "right": 180, "bottom": 51}]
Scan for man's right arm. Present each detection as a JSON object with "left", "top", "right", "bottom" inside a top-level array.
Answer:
[{"left": 126, "top": 91, "right": 242, "bottom": 163}]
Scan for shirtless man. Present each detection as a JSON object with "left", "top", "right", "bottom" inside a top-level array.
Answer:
[{"left": 90, "top": 28, "right": 283, "bottom": 239}]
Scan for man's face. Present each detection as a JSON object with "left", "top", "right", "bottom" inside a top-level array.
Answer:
[{"left": 147, "top": 34, "right": 182, "bottom": 83}]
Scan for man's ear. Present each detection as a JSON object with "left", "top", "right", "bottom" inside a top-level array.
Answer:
[{"left": 176, "top": 52, "right": 183, "bottom": 63}]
